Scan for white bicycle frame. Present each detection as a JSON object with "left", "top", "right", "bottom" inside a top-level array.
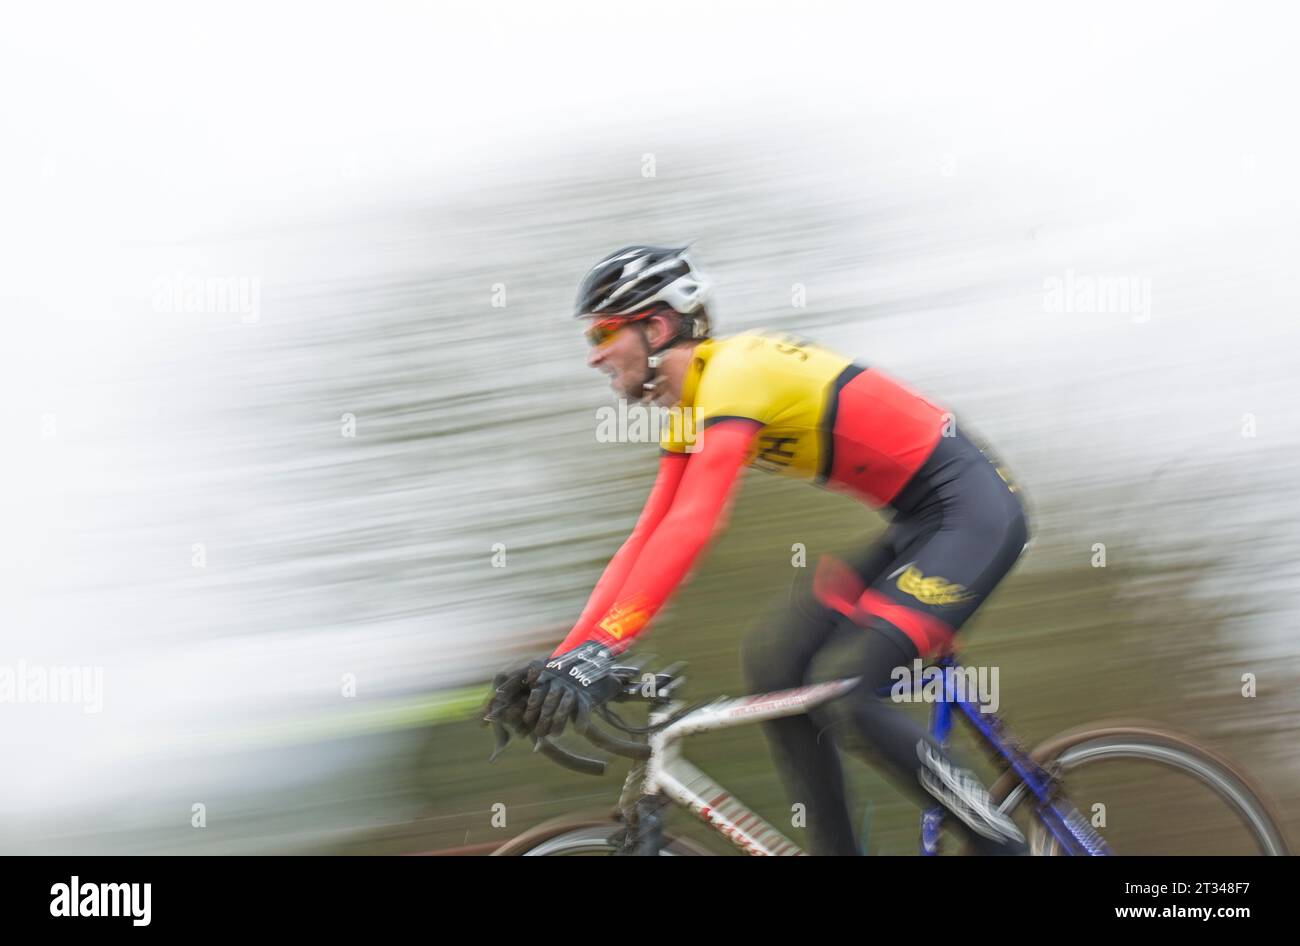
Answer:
[{"left": 620, "top": 678, "right": 860, "bottom": 856}]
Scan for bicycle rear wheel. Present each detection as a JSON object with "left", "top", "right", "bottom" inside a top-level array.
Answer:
[{"left": 988, "top": 723, "right": 1290, "bottom": 855}]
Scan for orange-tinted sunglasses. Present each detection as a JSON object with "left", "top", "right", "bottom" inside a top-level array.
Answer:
[{"left": 583, "top": 309, "right": 657, "bottom": 348}]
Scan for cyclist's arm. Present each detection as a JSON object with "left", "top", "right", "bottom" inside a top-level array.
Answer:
[
  {"left": 554, "top": 418, "right": 762, "bottom": 654},
  {"left": 552, "top": 450, "right": 689, "bottom": 654}
]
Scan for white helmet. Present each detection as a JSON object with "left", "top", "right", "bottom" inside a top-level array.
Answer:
[{"left": 574, "top": 245, "right": 712, "bottom": 343}]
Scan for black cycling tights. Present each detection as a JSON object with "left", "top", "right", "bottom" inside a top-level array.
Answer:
[{"left": 742, "top": 579, "right": 1028, "bottom": 856}]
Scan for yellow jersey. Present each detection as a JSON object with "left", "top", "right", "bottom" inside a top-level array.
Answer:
[{"left": 660, "top": 330, "right": 950, "bottom": 508}]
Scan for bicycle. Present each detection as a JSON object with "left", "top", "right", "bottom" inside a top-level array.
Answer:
[{"left": 487, "top": 655, "right": 1291, "bottom": 856}]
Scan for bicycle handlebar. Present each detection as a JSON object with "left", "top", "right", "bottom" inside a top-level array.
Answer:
[
  {"left": 579, "top": 714, "right": 651, "bottom": 760},
  {"left": 534, "top": 736, "right": 608, "bottom": 776},
  {"left": 487, "top": 662, "right": 681, "bottom": 776}
]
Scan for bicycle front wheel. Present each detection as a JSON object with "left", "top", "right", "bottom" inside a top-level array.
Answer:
[
  {"left": 491, "top": 817, "right": 713, "bottom": 856},
  {"left": 988, "top": 723, "right": 1291, "bottom": 855}
]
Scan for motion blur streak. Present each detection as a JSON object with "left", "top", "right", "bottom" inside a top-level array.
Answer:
[{"left": 1, "top": 2, "right": 1296, "bottom": 853}]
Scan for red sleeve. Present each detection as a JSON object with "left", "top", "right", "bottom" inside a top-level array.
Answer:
[
  {"left": 555, "top": 418, "right": 762, "bottom": 654},
  {"left": 551, "top": 451, "right": 688, "bottom": 655}
]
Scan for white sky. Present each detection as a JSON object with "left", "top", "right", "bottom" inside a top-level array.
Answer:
[{"left": 3, "top": 1, "right": 1295, "bottom": 239}]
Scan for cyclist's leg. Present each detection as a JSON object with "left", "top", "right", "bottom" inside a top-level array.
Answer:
[
  {"left": 809, "top": 451, "right": 1031, "bottom": 854},
  {"left": 809, "top": 618, "right": 1027, "bottom": 854},
  {"left": 741, "top": 536, "right": 899, "bottom": 856}
]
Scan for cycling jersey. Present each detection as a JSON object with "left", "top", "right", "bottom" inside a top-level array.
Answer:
[
  {"left": 554, "top": 330, "right": 975, "bottom": 656},
  {"left": 659, "top": 330, "right": 950, "bottom": 509}
]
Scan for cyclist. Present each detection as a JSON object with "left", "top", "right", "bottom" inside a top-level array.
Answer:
[{"left": 488, "top": 245, "right": 1030, "bottom": 855}]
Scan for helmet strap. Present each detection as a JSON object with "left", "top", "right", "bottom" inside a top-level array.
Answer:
[
  {"left": 636, "top": 311, "right": 696, "bottom": 401},
  {"left": 637, "top": 326, "right": 659, "bottom": 400}
]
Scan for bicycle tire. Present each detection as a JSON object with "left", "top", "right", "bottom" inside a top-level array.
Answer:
[
  {"left": 490, "top": 814, "right": 714, "bottom": 856},
  {"left": 987, "top": 721, "right": 1291, "bottom": 855}
]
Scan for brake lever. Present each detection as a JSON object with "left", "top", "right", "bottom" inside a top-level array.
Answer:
[{"left": 487, "top": 718, "right": 511, "bottom": 763}]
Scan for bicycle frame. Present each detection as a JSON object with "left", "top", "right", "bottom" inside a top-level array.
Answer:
[
  {"left": 914, "top": 655, "right": 1110, "bottom": 856},
  {"left": 623, "top": 655, "right": 1112, "bottom": 856}
]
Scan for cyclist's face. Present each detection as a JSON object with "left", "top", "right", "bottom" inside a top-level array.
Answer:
[{"left": 585, "top": 318, "right": 646, "bottom": 399}]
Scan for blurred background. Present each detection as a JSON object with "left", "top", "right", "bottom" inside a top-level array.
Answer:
[{"left": 1, "top": 0, "right": 1297, "bottom": 854}]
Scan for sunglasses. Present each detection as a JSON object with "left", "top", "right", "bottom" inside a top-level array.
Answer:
[
  {"left": 583, "top": 309, "right": 658, "bottom": 348},
  {"left": 584, "top": 317, "right": 629, "bottom": 348}
]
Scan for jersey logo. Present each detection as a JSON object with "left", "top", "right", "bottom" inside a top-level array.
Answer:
[
  {"left": 893, "top": 564, "right": 976, "bottom": 607},
  {"left": 598, "top": 595, "right": 652, "bottom": 640},
  {"left": 754, "top": 434, "right": 799, "bottom": 471}
]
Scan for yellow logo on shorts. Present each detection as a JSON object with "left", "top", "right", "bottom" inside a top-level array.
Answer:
[{"left": 896, "top": 565, "right": 976, "bottom": 607}]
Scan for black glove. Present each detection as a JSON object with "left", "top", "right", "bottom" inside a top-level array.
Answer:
[
  {"left": 521, "top": 641, "right": 622, "bottom": 739},
  {"left": 483, "top": 662, "right": 540, "bottom": 739}
]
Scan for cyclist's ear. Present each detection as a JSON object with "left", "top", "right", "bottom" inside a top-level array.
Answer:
[{"left": 642, "top": 313, "right": 677, "bottom": 351}]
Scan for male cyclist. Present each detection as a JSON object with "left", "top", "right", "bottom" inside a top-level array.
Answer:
[{"left": 488, "top": 245, "right": 1029, "bottom": 855}]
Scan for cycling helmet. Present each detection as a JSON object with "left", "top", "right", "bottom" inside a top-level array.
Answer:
[{"left": 574, "top": 245, "right": 712, "bottom": 346}]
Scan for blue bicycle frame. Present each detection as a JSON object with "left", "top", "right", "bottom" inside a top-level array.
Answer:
[{"left": 882, "top": 654, "right": 1112, "bottom": 856}]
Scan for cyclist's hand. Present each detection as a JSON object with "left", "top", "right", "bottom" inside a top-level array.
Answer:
[
  {"left": 483, "top": 661, "right": 544, "bottom": 739},
  {"left": 522, "top": 641, "right": 622, "bottom": 738}
]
